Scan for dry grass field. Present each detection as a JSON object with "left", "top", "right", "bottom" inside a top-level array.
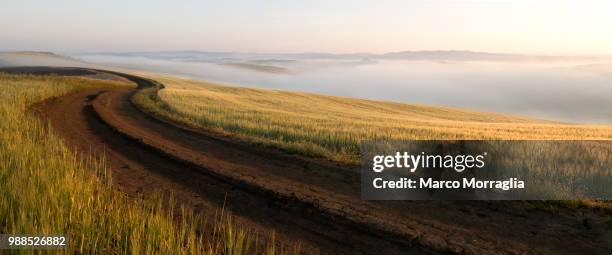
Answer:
[
  {"left": 133, "top": 76, "right": 612, "bottom": 164},
  {"left": 0, "top": 73, "right": 288, "bottom": 254}
]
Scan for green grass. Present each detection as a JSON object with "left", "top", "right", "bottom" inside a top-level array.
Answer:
[
  {"left": 133, "top": 76, "right": 612, "bottom": 164},
  {"left": 0, "top": 74, "right": 298, "bottom": 254}
]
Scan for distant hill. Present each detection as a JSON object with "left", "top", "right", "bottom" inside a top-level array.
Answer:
[
  {"left": 0, "top": 51, "right": 92, "bottom": 67},
  {"left": 382, "top": 50, "right": 530, "bottom": 61},
  {"left": 222, "top": 62, "right": 292, "bottom": 74},
  {"left": 81, "top": 50, "right": 611, "bottom": 63}
]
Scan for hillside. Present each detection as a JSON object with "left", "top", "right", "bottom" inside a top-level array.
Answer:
[
  {"left": 3, "top": 68, "right": 608, "bottom": 254},
  {"left": 0, "top": 72, "right": 291, "bottom": 254},
  {"left": 133, "top": 76, "right": 612, "bottom": 163},
  {"left": 0, "top": 51, "right": 91, "bottom": 67}
]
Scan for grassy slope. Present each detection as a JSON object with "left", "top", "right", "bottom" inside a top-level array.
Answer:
[
  {"left": 133, "top": 76, "right": 612, "bottom": 163},
  {"left": 0, "top": 74, "right": 281, "bottom": 254}
]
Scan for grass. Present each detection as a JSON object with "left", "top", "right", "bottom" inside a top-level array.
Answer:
[
  {"left": 133, "top": 76, "right": 612, "bottom": 164},
  {"left": 0, "top": 74, "right": 298, "bottom": 254}
]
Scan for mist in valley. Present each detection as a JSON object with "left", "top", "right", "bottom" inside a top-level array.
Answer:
[
  {"left": 74, "top": 52, "right": 612, "bottom": 124},
  {"left": 1, "top": 51, "right": 611, "bottom": 124}
]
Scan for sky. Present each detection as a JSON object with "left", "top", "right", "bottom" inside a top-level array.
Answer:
[{"left": 1, "top": 0, "right": 611, "bottom": 55}]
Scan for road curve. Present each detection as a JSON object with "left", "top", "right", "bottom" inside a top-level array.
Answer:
[{"left": 19, "top": 67, "right": 612, "bottom": 254}]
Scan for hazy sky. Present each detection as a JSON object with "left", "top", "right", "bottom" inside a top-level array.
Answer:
[{"left": 1, "top": 0, "right": 611, "bottom": 55}]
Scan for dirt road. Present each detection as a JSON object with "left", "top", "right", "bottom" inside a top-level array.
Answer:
[{"left": 16, "top": 67, "right": 611, "bottom": 254}]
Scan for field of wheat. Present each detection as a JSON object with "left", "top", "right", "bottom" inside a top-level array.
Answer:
[
  {"left": 0, "top": 74, "right": 291, "bottom": 254},
  {"left": 133, "top": 76, "right": 612, "bottom": 164}
]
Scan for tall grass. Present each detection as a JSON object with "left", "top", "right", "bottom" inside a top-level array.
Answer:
[
  {"left": 133, "top": 76, "right": 612, "bottom": 164},
  {"left": 0, "top": 74, "right": 290, "bottom": 254}
]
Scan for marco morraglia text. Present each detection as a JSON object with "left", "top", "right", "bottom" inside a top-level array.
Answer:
[{"left": 370, "top": 152, "right": 525, "bottom": 191}]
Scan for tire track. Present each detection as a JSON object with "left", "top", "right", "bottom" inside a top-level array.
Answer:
[{"left": 15, "top": 67, "right": 611, "bottom": 255}]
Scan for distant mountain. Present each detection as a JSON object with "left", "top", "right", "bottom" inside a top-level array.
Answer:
[
  {"left": 80, "top": 50, "right": 608, "bottom": 62},
  {"left": 86, "top": 51, "right": 273, "bottom": 62},
  {"left": 379, "top": 50, "right": 591, "bottom": 61},
  {"left": 222, "top": 62, "right": 292, "bottom": 74},
  {"left": 0, "top": 51, "right": 92, "bottom": 67},
  {"left": 381, "top": 50, "right": 523, "bottom": 60}
]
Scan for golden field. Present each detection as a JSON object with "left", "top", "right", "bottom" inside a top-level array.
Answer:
[
  {"left": 0, "top": 74, "right": 289, "bottom": 254},
  {"left": 133, "top": 76, "right": 612, "bottom": 164}
]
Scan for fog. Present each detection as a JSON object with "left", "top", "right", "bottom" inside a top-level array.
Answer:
[{"left": 78, "top": 54, "right": 612, "bottom": 124}]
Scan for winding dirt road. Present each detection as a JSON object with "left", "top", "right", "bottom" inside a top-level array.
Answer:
[{"left": 15, "top": 67, "right": 612, "bottom": 254}]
